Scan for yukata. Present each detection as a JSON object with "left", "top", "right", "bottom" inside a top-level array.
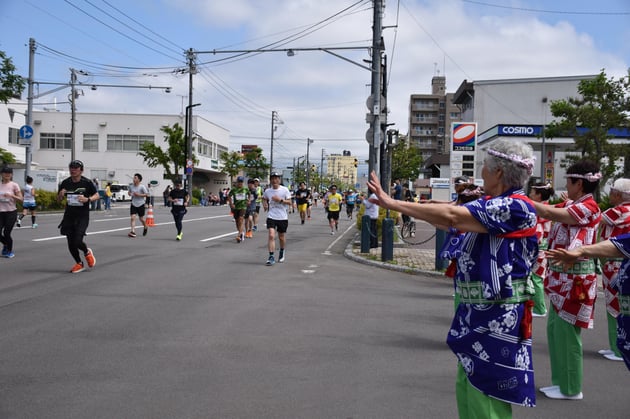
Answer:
[
  {"left": 609, "top": 233, "right": 630, "bottom": 371},
  {"left": 447, "top": 189, "right": 538, "bottom": 407},
  {"left": 546, "top": 194, "right": 601, "bottom": 329},
  {"left": 600, "top": 203, "right": 630, "bottom": 318},
  {"left": 531, "top": 203, "right": 552, "bottom": 315}
]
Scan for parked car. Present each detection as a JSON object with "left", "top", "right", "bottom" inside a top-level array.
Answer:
[{"left": 109, "top": 183, "right": 131, "bottom": 202}]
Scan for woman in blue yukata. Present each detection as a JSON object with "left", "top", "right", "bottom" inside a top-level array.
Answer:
[{"left": 368, "top": 138, "right": 538, "bottom": 418}]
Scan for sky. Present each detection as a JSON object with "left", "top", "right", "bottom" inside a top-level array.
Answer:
[{"left": 1, "top": 0, "right": 629, "bottom": 172}]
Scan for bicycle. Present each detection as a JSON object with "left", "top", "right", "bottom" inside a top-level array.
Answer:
[{"left": 400, "top": 215, "right": 416, "bottom": 239}]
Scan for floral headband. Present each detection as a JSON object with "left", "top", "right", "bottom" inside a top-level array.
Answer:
[
  {"left": 531, "top": 183, "right": 553, "bottom": 190},
  {"left": 564, "top": 172, "right": 602, "bottom": 182},
  {"left": 486, "top": 148, "right": 536, "bottom": 175},
  {"left": 460, "top": 186, "right": 483, "bottom": 197}
]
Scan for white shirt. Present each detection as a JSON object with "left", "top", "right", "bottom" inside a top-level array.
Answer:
[
  {"left": 263, "top": 185, "right": 291, "bottom": 220},
  {"left": 363, "top": 193, "right": 379, "bottom": 219}
]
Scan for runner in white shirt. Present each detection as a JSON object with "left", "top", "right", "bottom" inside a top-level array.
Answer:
[{"left": 262, "top": 172, "right": 291, "bottom": 266}]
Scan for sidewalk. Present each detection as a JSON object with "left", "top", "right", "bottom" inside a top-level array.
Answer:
[{"left": 344, "top": 234, "right": 445, "bottom": 278}]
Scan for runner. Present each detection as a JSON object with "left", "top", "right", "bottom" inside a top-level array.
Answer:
[
  {"left": 128, "top": 173, "right": 149, "bottom": 238},
  {"left": 17, "top": 175, "right": 37, "bottom": 228},
  {"left": 228, "top": 176, "right": 251, "bottom": 243},
  {"left": 295, "top": 182, "right": 311, "bottom": 225},
  {"left": 324, "top": 185, "right": 343, "bottom": 235},
  {"left": 57, "top": 160, "right": 98, "bottom": 273},
  {"left": 262, "top": 172, "right": 291, "bottom": 265}
]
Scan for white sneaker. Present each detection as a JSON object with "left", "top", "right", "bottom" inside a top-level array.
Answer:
[
  {"left": 539, "top": 385, "right": 559, "bottom": 393},
  {"left": 543, "top": 388, "right": 583, "bottom": 400},
  {"left": 597, "top": 349, "right": 614, "bottom": 356},
  {"left": 603, "top": 353, "right": 624, "bottom": 361}
]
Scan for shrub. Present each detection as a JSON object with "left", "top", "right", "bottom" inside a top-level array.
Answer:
[{"left": 16, "top": 189, "right": 65, "bottom": 211}]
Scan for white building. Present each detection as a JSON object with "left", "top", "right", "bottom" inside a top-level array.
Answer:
[
  {"left": 1, "top": 105, "right": 230, "bottom": 193},
  {"left": 451, "top": 74, "right": 630, "bottom": 190}
]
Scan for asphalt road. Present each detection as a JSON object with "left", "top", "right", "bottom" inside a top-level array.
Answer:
[{"left": 0, "top": 204, "right": 627, "bottom": 418}]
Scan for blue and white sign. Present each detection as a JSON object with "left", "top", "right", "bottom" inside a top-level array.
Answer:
[
  {"left": 498, "top": 125, "right": 542, "bottom": 137},
  {"left": 19, "top": 125, "right": 34, "bottom": 139},
  {"left": 18, "top": 125, "right": 33, "bottom": 145}
]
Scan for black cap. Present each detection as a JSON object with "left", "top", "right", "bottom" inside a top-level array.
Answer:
[
  {"left": 173, "top": 179, "right": 182, "bottom": 185},
  {"left": 270, "top": 172, "right": 281, "bottom": 178},
  {"left": 69, "top": 160, "right": 84, "bottom": 169},
  {"left": 236, "top": 176, "right": 244, "bottom": 182},
  {"left": 0, "top": 166, "right": 13, "bottom": 173}
]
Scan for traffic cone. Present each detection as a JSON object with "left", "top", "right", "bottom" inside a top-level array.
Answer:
[{"left": 146, "top": 205, "right": 155, "bottom": 227}]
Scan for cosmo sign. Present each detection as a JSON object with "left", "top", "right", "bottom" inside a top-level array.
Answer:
[{"left": 498, "top": 125, "right": 543, "bottom": 136}]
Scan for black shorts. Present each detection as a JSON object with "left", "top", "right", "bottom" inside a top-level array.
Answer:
[
  {"left": 266, "top": 218, "right": 288, "bottom": 233},
  {"left": 233, "top": 209, "right": 246, "bottom": 220},
  {"left": 130, "top": 205, "right": 146, "bottom": 217},
  {"left": 327, "top": 210, "right": 340, "bottom": 221}
]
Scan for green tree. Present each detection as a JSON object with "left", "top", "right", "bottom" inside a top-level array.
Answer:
[
  {"left": 545, "top": 69, "right": 630, "bottom": 195},
  {"left": 1, "top": 147, "right": 17, "bottom": 165},
  {"left": 391, "top": 137, "right": 423, "bottom": 183},
  {"left": 220, "top": 151, "right": 243, "bottom": 184},
  {"left": 138, "top": 123, "right": 192, "bottom": 182},
  {"left": 242, "top": 147, "right": 270, "bottom": 179},
  {"left": 0, "top": 51, "right": 25, "bottom": 104}
]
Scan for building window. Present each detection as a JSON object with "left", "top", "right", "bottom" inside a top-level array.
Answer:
[
  {"left": 463, "top": 155, "right": 474, "bottom": 161},
  {"left": 40, "top": 132, "right": 71, "bottom": 150},
  {"left": 8, "top": 127, "right": 19, "bottom": 144},
  {"left": 83, "top": 133, "right": 99, "bottom": 151},
  {"left": 106, "top": 134, "right": 154, "bottom": 152}
]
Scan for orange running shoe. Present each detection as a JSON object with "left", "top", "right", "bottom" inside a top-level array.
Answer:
[
  {"left": 70, "top": 262, "right": 85, "bottom": 274},
  {"left": 85, "top": 248, "right": 96, "bottom": 268}
]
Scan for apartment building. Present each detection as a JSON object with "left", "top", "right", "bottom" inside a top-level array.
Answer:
[{"left": 408, "top": 76, "right": 462, "bottom": 163}]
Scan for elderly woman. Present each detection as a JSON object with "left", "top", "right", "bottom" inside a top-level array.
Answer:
[
  {"left": 531, "top": 160, "right": 601, "bottom": 401},
  {"left": 368, "top": 139, "right": 538, "bottom": 417}
]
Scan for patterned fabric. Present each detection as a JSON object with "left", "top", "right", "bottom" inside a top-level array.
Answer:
[
  {"left": 600, "top": 203, "right": 630, "bottom": 317},
  {"left": 532, "top": 203, "right": 552, "bottom": 277},
  {"left": 447, "top": 189, "right": 538, "bottom": 407},
  {"left": 609, "top": 233, "right": 630, "bottom": 371},
  {"left": 545, "top": 194, "right": 601, "bottom": 329}
]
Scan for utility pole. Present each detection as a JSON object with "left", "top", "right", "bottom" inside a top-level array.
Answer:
[
  {"left": 25, "top": 38, "right": 35, "bottom": 182},
  {"left": 185, "top": 48, "right": 196, "bottom": 196},
  {"left": 306, "top": 138, "right": 313, "bottom": 187},
  {"left": 270, "top": 111, "right": 280, "bottom": 178},
  {"left": 320, "top": 148, "right": 325, "bottom": 193},
  {"left": 367, "top": 0, "right": 384, "bottom": 180},
  {"left": 69, "top": 68, "right": 78, "bottom": 162}
]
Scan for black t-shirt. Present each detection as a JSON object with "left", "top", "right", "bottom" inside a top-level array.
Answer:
[
  {"left": 59, "top": 176, "right": 96, "bottom": 217},
  {"left": 295, "top": 188, "right": 311, "bottom": 205},
  {"left": 169, "top": 188, "right": 188, "bottom": 209}
]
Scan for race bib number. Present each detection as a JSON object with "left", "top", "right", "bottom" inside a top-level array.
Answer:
[{"left": 67, "top": 193, "right": 83, "bottom": 206}]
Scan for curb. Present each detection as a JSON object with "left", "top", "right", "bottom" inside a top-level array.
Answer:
[{"left": 343, "top": 234, "right": 446, "bottom": 279}]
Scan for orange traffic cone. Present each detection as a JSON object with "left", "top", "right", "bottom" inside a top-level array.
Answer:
[{"left": 146, "top": 205, "right": 155, "bottom": 227}]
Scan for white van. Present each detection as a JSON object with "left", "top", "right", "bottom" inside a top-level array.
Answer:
[{"left": 109, "top": 184, "right": 131, "bottom": 202}]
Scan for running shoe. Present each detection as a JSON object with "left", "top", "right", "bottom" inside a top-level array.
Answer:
[
  {"left": 32, "top": 224, "right": 38, "bottom": 228},
  {"left": 253, "top": 225, "right": 257, "bottom": 232},
  {"left": 70, "top": 262, "right": 85, "bottom": 274},
  {"left": 128, "top": 231, "right": 137, "bottom": 238},
  {"left": 16, "top": 219, "right": 21, "bottom": 227},
  {"left": 241, "top": 233, "right": 245, "bottom": 242},
  {"left": 176, "top": 233, "right": 183, "bottom": 241},
  {"left": 278, "top": 250, "right": 285, "bottom": 263},
  {"left": 143, "top": 226, "right": 148, "bottom": 236},
  {"left": 331, "top": 230, "right": 334, "bottom": 235},
  {"left": 266, "top": 255, "right": 275, "bottom": 266},
  {"left": 85, "top": 248, "right": 96, "bottom": 268},
  {"left": 5, "top": 251, "right": 15, "bottom": 258},
  {"left": 1, "top": 246, "right": 7, "bottom": 257}
]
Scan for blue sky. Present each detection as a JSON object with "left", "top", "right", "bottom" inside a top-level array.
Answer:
[{"left": 1, "top": 0, "right": 628, "bottom": 171}]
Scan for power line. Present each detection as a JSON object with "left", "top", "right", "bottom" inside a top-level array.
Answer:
[
  {"left": 63, "top": 0, "right": 182, "bottom": 61},
  {"left": 461, "top": 0, "right": 630, "bottom": 15}
]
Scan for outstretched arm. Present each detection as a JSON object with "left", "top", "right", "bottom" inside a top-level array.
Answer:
[{"left": 366, "top": 171, "right": 487, "bottom": 233}]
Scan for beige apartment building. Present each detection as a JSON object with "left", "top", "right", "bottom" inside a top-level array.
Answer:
[{"left": 408, "top": 76, "right": 462, "bottom": 163}]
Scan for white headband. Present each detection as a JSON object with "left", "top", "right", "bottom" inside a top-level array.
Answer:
[
  {"left": 531, "top": 183, "right": 553, "bottom": 190},
  {"left": 565, "top": 172, "right": 602, "bottom": 182},
  {"left": 486, "top": 148, "right": 536, "bottom": 175}
]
